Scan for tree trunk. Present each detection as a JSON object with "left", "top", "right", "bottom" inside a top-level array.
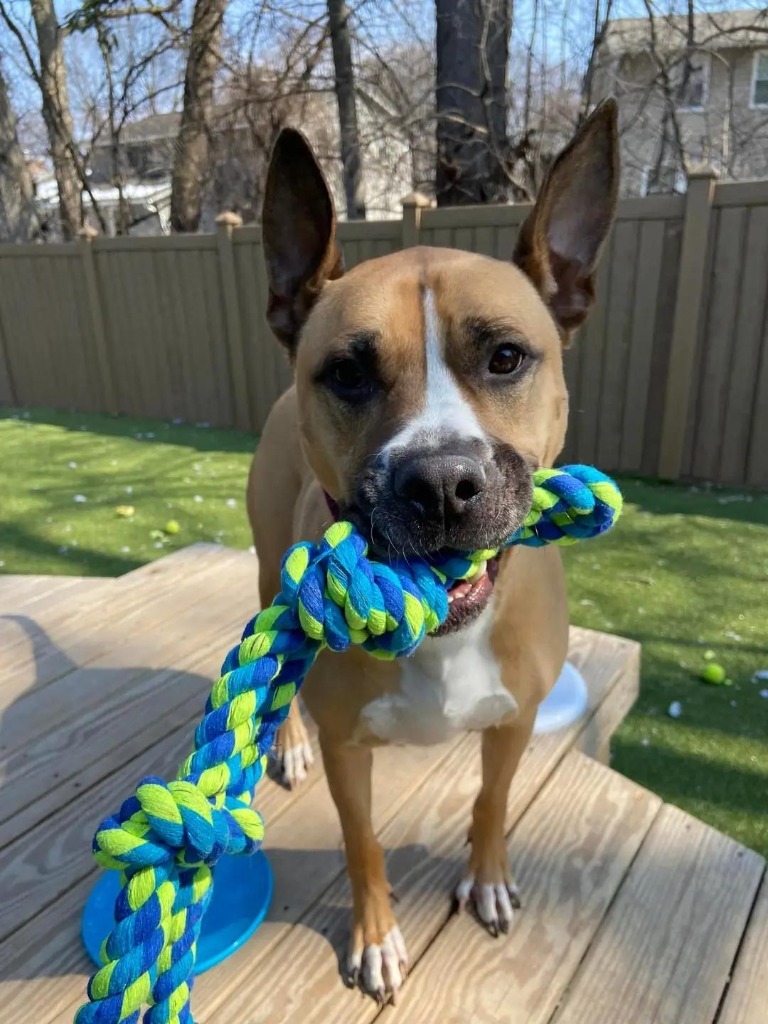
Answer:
[
  {"left": 327, "top": 0, "right": 366, "bottom": 219},
  {"left": 0, "top": 64, "right": 37, "bottom": 241},
  {"left": 30, "top": 0, "right": 81, "bottom": 239},
  {"left": 170, "top": 0, "right": 227, "bottom": 233},
  {"left": 435, "top": 0, "right": 513, "bottom": 205}
]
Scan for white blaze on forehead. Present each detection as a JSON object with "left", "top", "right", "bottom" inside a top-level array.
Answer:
[{"left": 383, "top": 288, "right": 486, "bottom": 456}]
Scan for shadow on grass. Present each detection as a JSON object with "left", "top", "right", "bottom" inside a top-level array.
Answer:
[{"left": 0, "top": 521, "right": 143, "bottom": 576}]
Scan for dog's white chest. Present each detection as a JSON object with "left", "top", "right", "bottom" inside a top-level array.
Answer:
[{"left": 357, "top": 605, "right": 517, "bottom": 745}]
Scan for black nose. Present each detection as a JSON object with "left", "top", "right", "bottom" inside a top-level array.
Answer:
[{"left": 393, "top": 453, "right": 486, "bottom": 522}]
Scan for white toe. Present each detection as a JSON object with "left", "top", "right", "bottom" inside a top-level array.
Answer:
[
  {"left": 362, "top": 943, "right": 384, "bottom": 995},
  {"left": 475, "top": 883, "right": 498, "bottom": 926},
  {"left": 455, "top": 874, "right": 474, "bottom": 909},
  {"left": 495, "top": 883, "right": 514, "bottom": 925},
  {"left": 281, "top": 741, "right": 313, "bottom": 787}
]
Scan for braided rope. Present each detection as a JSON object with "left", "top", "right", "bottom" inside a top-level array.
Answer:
[{"left": 75, "top": 465, "right": 621, "bottom": 1024}]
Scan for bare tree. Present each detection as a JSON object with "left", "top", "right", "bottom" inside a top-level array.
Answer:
[
  {"left": 29, "top": 0, "right": 82, "bottom": 238},
  {"left": 0, "top": 62, "right": 38, "bottom": 241},
  {"left": 435, "top": 0, "right": 513, "bottom": 205},
  {"left": 170, "top": 0, "right": 227, "bottom": 232},
  {"left": 327, "top": 0, "right": 365, "bottom": 218}
]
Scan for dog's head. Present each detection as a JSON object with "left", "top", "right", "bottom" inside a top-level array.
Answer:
[{"left": 261, "top": 102, "right": 618, "bottom": 634}]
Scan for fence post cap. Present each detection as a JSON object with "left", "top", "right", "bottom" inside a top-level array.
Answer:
[
  {"left": 401, "top": 192, "right": 433, "bottom": 209},
  {"left": 687, "top": 164, "right": 719, "bottom": 181},
  {"left": 78, "top": 224, "right": 99, "bottom": 240},
  {"left": 216, "top": 211, "right": 243, "bottom": 228}
]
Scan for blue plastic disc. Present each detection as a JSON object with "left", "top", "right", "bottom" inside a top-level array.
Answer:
[
  {"left": 533, "top": 661, "right": 589, "bottom": 735},
  {"left": 81, "top": 851, "right": 273, "bottom": 973}
]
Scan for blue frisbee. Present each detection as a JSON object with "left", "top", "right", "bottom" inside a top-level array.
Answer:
[{"left": 81, "top": 851, "right": 273, "bottom": 973}]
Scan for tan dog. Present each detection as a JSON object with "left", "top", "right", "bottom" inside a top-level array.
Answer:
[{"left": 247, "top": 101, "right": 619, "bottom": 1001}]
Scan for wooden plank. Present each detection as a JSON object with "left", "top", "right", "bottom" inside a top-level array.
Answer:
[
  {"left": 421, "top": 205, "right": 530, "bottom": 230},
  {"left": 641, "top": 219, "right": 683, "bottom": 476},
  {"left": 377, "top": 752, "right": 661, "bottom": 1024},
  {"left": 78, "top": 236, "right": 116, "bottom": 413},
  {"left": 91, "top": 235, "right": 217, "bottom": 252},
  {"left": 597, "top": 219, "right": 639, "bottom": 470},
  {"left": 690, "top": 205, "right": 746, "bottom": 481},
  {"left": 198, "top": 629, "right": 638, "bottom": 1023},
  {"left": 474, "top": 225, "right": 495, "bottom": 257},
  {"left": 216, "top": 219, "right": 251, "bottom": 430},
  {"left": 453, "top": 226, "right": 474, "bottom": 253},
  {"left": 553, "top": 804, "right": 765, "bottom": 1024},
  {"left": 0, "top": 714, "right": 329, "bottom": 1024},
  {"left": 718, "top": 206, "right": 768, "bottom": 483},
  {"left": 746, "top": 316, "right": 768, "bottom": 487},
  {"left": 2, "top": 729, "right": 465, "bottom": 1024},
  {"left": 0, "top": 575, "right": 103, "bottom": 615},
  {"left": 0, "top": 546, "right": 251, "bottom": 702},
  {"left": 713, "top": 179, "right": 768, "bottom": 207},
  {"left": 620, "top": 220, "right": 666, "bottom": 471},
  {"left": 0, "top": 554, "right": 261, "bottom": 844},
  {"left": 615, "top": 194, "right": 684, "bottom": 219},
  {"left": 575, "top": 240, "right": 612, "bottom": 464},
  {"left": 494, "top": 224, "right": 519, "bottom": 260},
  {"left": 718, "top": 874, "right": 768, "bottom": 1024},
  {"left": 658, "top": 170, "right": 717, "bottom": 479}
]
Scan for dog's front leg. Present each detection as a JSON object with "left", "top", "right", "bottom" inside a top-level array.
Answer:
[
  {"left": 321, "top": 736, "right": 407, "bottom": 1003},
  {"left": 456, "top": 705, "right": 537, "bottom": 935}
]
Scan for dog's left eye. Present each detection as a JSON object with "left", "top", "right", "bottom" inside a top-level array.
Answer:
[{"left": 488, "top": 344, "right": 526, "bottom": 375}]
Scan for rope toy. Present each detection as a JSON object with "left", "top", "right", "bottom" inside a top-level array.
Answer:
[{"left": 75, "top": 464, "right": 622, "bottom": 1024}]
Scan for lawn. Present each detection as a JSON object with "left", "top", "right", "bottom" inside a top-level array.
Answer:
[{"left": 2, "top": 406, "right": 767, "bottom": 857}]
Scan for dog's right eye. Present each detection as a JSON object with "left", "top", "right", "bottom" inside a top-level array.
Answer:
[{"left": 321, "top": 358, "right": 376, "bottom": 403}]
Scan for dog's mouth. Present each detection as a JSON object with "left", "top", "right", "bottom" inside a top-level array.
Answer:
[{"left": 434, "top": 553, "right": 502, "bottom": 637}]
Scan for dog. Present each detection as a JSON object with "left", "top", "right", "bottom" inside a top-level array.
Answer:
[{"left": 247, "top": 100, "right": 619, "bottom": 1002}]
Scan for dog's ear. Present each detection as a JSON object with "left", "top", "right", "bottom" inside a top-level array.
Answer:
[
  {"left": 262, "top": 128, "right": 344, "bottom": 354},
  {"left": 513, "top": 99, "right": 619, "bottom": 341}
]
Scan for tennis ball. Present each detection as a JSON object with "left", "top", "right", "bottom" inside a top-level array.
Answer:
[
  {"left": 164, "top": 519, "right": 181, "bottom": 535},
  {"left": 701, "top": 663, "right": 726, "bottom": 685}
]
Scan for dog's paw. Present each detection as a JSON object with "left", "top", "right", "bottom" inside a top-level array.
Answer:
[
  {"left": 346, "top": 925, "right": 408, "bottom": 1005},
  {"left": 275, "top": 716, "right": 314, "bottom": 788},
  {"left": 454, "top": 874, "right": 521, "bottom": 937}
]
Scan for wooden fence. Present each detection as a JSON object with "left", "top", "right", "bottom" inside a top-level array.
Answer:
[{"left": 0, "top": 172, "right": 766, "bottom": 488}]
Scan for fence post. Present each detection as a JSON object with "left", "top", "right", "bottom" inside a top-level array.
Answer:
[
  {"left": 79, "top": 225, "right": 117, "bottom": 414},
  {"left": 401, "top": 192, "right": 432, "bottom": 249},
  {"left": 215, "top": 211, "right": 251, "bottom": 431},
  {"left": 657, "top": 167, "right": 718, "bottom": 480}
]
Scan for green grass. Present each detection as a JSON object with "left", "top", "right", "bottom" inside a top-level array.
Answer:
[{"left": 2, "top": 406, "right": 768, "bottom": 856}]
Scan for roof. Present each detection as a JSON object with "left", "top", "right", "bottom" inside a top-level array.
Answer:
[{"left": 600, "top": 8, "right": 768, "bottom": 58}]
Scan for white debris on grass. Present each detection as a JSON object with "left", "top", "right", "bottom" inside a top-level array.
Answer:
[
  {"left": 667, "top": 701, "right": 683, "bottom": 719},
  {"left": 74, "top": 494, "right": 87, "bottom": 503},
  {"left": 760, "top": 689, "right": 768, "bottom": 699},
  {"left": 68, "top": 461, "right": 78, "bottom": 469},
  {"left": 193, "top": 495, "right": 203, "bottom": 503},
  {"left": 752, "top": 669, "right": 768, "bottom": 684},
  {"left": 225, "top": 498, "right": 237, "bottom": 509},
  {"left": 125, "top": 486, "right": 133, "bottom": 495}
]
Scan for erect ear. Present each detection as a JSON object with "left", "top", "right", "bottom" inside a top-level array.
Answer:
[
  {"left": 262, "top": 128, "right": 344, "bottom": 354},
  {"left": 513, "top": 99, "right": 619, "bottom": 341}
]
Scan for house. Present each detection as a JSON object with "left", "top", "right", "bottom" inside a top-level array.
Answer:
[
  {"left": 593, "top": 9, "right": 768, "bottom": 195},
  {"left": 83, "top": 84, "right": 414, "bottom": 236}
]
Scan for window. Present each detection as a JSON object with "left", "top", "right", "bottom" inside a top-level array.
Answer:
[
  {"left": 644, "top": 163, "right": 687, "bottom": 196},
  {"left": 673, "top": 52, "right": 709, "bottom": 110},
  {"left": 752, "top": 52, "right": 768, "bottom": 107}
]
